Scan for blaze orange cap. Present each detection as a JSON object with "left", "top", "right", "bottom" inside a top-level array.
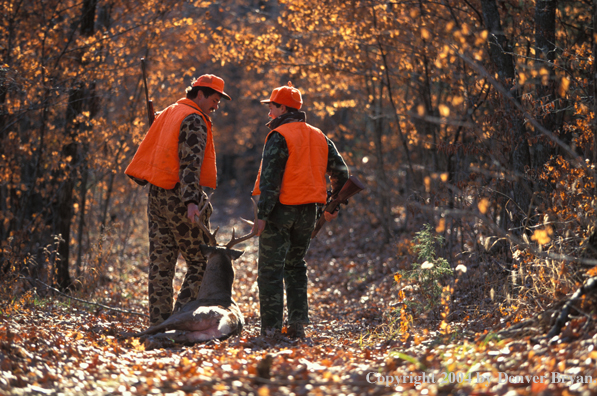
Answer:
[
  {"left": 261, "top": 82, "right": 302, "bottom": 110},
  {"left": 192, "top": 74, "right": 231, "bottom": 100}
]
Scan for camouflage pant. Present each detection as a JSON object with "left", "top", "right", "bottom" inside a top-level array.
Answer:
[
  {"left": 147, "top": 184, "right": 212, "bottom": 326},
  {"left": 258, "top": 202, "right": 316, "bottom": 330}
]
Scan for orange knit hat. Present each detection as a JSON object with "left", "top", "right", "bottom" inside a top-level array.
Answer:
[{"left": 261, "top": 82, "right": 302, "bottom": 109}]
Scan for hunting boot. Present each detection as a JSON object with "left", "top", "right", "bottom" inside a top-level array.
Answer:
[
  {"left": 287, "top": 323, "right": 305, "bottom": 339},
  {"left": 261, "top": 327, "right": 281, "bottom": 338}
]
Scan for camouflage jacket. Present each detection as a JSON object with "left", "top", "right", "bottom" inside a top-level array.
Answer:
[
  {"left": 257, "top": 111, "right": 349, "bottom": 220},
  {"left": 178, "top": 112, "right": 209, "bottom": 206}
]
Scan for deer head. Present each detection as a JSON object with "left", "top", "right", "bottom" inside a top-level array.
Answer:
[
  {"left": 128, "top": 196, "right": 259, "bottom": 345},
  {"left": 195, "top": 193, "right": 258, "bottom": 250},
  {"left": 194, "top": 195, "right": 258, "bottom": 301}
]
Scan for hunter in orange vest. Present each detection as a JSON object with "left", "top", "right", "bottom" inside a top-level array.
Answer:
[
  {"left": 125, "top": 97, "right": 217, "bottom": 190},
  {"left": 251, "top": 82, "right": 349, "bottom": 339},
  {"left": 252, "top": 121, "right": 329, "bottom": 205},
  {"left": 124, "top": 74, "right": 231, "bottom": 326}
]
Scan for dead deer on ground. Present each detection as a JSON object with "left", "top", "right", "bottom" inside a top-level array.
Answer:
[{"left": 126, "top": 196, "right": 257, "bottom": 344}]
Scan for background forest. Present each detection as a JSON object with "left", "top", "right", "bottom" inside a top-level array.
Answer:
[{"left": 2, "top": 0, "right": 597, "bottom": 394}]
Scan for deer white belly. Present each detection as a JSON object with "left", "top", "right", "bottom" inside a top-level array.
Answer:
[{"left": 122, "top": 196, "right": 256, "bottom": 345}]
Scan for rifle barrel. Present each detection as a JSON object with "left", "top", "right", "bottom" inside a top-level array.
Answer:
[
  {"left": 311, "top": 175, "right": 365, "bottom": 239},
  {"left": 141, "top": 58, "right": 150, "bottom": 104},
  {"left": 141, "top": 58, "right": 155, "bottom": 125}
]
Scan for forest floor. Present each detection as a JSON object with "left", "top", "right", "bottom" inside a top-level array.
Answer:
[{"left": 2, "top": 191, "right": 597, "bottom": 395}]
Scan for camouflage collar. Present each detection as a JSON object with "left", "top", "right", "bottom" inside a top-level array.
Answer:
[{"left": 266, "top": 111, "right": 307, "bottom": 130}]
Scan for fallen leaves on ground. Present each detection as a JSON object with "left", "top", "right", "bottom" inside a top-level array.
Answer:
[{"left": 2, "top": 204, "right": 597, "bottom": 395}]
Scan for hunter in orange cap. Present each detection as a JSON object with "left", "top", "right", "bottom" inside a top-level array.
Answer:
[
  {"left": 260, "top": 81, "right": 302, "bottom": 110},
  {"left": 125, "top": 73, "right": 231, "bottom": 327},
  {"left": 251, "top": 81, "right": 349, "bottom": 339},
  {"left": 193, "top": 74, "right": 232, "bottom": 100}
]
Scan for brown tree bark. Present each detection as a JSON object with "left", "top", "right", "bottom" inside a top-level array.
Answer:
[
  {"left": 480, "top": 0, "right": 532, "bottom": 230},
  {"left": 371, "top": 78, "right": 393, "bottom": 243},
  {"left": 533, "top": 0, "right": 558, "bottom": 168},
  {"left": 75, "top": 151, "right": 89, "bottom": 277},
  {"left": 52, "top": 0, "right": 99, "bottom": 291},
  {"left": 593, "top": 0, "right": 597, "bottom": 187},
  {"left": 52, "top": 86, "right": 83, "bottom": 291}
]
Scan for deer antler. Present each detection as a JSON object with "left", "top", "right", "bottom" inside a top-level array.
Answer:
[
  {"left": 226, "top": 197, "right": 259, "bottom": 249},
  {"left": 195, "top": 193, "right": 219, "bottom": 246}
]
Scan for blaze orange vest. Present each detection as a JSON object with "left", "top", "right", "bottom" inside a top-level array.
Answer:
[
  {"left": 125, "top": 98, "right": 217, "bottom": 189},
  {"left": 253, "top": 122, "right": 328, "bottom": 205}
]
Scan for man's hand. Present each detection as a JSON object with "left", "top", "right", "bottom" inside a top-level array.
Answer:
[
  {"left": 255, "top": 219, "right": 266, "bottom": 236},
  {"left": 323, "top": 210, "right": 339, "bottom": 221},
  {"left": 187, "top": 203, "right": 200, "bottom": 223}
]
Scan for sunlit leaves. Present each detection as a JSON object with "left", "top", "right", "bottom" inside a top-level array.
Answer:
[
  {"left": 438, "top": 104, "right": 450, "bottom": 117},
  {"left": 531, "top": 227, "right": 553, "bottom": 245},
  {"left": 538, "top": 67, "right": 550, "bottom": 85},
  {"left": 587, "top": 266, "right": 597, "bottom": 277},
  {"left": 451, "top": 96, "right": 464, "bottom": 106},
  {"left": 478, "top": 198, "right": 490, "bottom": 214},
  {"left": 558, "top": 76, "right": 570, "bottom": 97},
  {"left": 518, "top": 72, "right": 527, "bottom": 85},
  {"left": 436, "top": 218, "right": 446, "bottom": 233}
]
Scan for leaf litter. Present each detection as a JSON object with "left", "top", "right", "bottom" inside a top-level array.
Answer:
[{"left": 2, "top": 202, "right": 597, "bottom": 395}]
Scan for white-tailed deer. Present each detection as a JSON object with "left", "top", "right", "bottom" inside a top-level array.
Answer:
[{"left": 128, "top": 196, "right": 257, "bottom": 344}]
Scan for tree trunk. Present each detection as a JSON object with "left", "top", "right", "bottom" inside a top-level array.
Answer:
[
  {"left": 480, "top": 0, "right": 532, "bottom": 229},
  {"left": 0, "top": 0, "right": 23, "bottom": 139},
  {"left": 370, "top": 78, "right": 393, "bottom": 243},
  {"left": 372, "top": 8, "right": 415, "bottom": 189},
  {"left": 52, "top": 0, "right": 99, "bottom": 290},
  {"left": 593, "top": 0, "right": 597, "bottom": 191},
  {"left": 52, "top": 85, "right": 84, "bottom": 291},
  {"left": 81, "top": 0, "right": 98, "bottom": 37},
  {"left": 533, "top": 0, "right": 558, "bottom": 168},
  {"left": 54, "top": 162, "right": 76, "bottom": 291},
  {"left": 75, "top": 159, "right": 89, "bottom": 277}
]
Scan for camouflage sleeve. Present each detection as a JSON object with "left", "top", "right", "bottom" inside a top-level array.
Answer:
[
  {"left": 326, "top": 137, "right": 349, "bottom": 194},
  {"left": 178, "top": 113, "right": 207, "bottom": 205},
  {"left": 257, "top": 132, "right": 288, "bottom": 220}
]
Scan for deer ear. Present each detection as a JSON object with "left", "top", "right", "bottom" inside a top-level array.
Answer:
[{"left": 228, "top": 248, "right": 244, "bottom": 260}]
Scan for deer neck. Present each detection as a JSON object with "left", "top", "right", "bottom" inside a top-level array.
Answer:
[{"left": 196, "top": 255, "right": 234, "bottom": 302}]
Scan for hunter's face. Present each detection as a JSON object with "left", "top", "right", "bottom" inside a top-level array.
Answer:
[
  {"left": 197, "top": 92, "right": 221, "bottom": 114},
  {"left": 268, "top": 103, "right": 284, "bottom": 119}
]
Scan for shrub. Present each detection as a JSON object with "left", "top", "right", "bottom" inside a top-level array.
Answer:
[{"left": 399, "top": 224, "right": 453, "bottom": 313}]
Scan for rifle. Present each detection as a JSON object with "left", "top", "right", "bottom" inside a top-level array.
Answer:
[
  {"left": 141, "top": 58, "right": 155, "bottom": 126},
  {"left": 311, "top": 175, "right": 366, "bottom": 239}
]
